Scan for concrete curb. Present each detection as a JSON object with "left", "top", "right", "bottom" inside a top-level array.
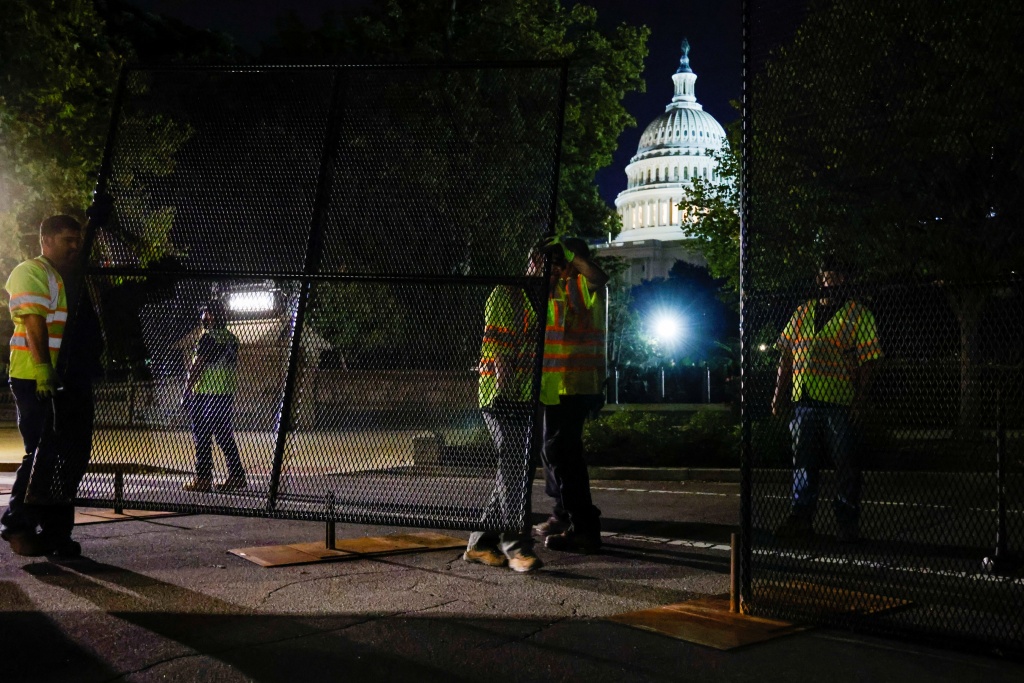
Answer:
[
  {"left": 536, "top": 466, "right": 741, "bottom": 482},
  {"left": 2, "top": 463, "right": 745, "bottom": 481}
]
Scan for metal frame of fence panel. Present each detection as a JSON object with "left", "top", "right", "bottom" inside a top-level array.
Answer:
[
  {"left": 742, "top": 0, "right": 1024, "bottom": 654},
  {"left": 45, "top": 63, "right": 568, "bottom": 532}
]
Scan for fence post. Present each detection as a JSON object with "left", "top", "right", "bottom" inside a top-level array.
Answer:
[{"left": 983, "top": 388, "right": 1018, "bottom": 574}]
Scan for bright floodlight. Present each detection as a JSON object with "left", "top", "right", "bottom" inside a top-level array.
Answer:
[
  {"left": 228, "top": 291, "right": 275, "bottom": 313},
  {"left": 652, "top": 312, "right": 683, "bottom": 345}
]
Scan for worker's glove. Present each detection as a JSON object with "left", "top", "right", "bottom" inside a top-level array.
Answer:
[
  {"left": 86, "top": 191, "right": 114, "bottom": 227},
  {"left": 543, "top": 235, "right": 575, "bottom": 264},
  {"left": 34, "top": 363, "right": 60, "bottom": 399}
]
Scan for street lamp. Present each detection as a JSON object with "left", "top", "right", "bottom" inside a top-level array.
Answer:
[
  {"left": 652, "top": 312, "right": 684, "bottom": 347},
  {"left": 649, "top": 311, "right": 685, "bottom": 400},
  {"left": 228, "top": 290, "right": 275, "bottom": 314}
]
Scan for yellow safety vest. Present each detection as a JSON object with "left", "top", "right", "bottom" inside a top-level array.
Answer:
[
  {"left": 478, "top": 285, "right": 537, "bottom": 408},
  {"left": 192, "top": 328, "right": 240, "bottom": 395},
  {"left": 541, "top": 274, "right": 606, "bottom": 405},
  {"left": 5, "top": 256, "right": 66, "bottom": 379},
  {"left": 777, "top": 299, "right": 883, "bottom": 406}
]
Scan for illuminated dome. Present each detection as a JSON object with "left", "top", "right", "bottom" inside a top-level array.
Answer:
[
  {"left": 636, "top": 106, "right": 726, "bottom": 159},
  {"left": 614, "top": 39, "right": 726, "bottom": 243}
]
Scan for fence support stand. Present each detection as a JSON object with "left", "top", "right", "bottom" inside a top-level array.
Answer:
[
  {"left": 983, "top": 391, "right": 1019, "bottom": 575},
  {"left": 325, "top": 521, "right": 336, "bottom": 551},
  {"left": 730, "top": 532, "right": 740, "bottom": 614},
  {"left": 325, "top": 493, "right": 337, "bottom": 550},
  {"left": 113, "top": 470, "right": 124, "bottom": 515}
]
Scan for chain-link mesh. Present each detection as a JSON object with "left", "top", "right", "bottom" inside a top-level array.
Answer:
[
  {"left": 46, "top": 64, "right": 563, "bottom": 530},
  {"left": 743, "top": 0, "right": 1024, "bottom": 652}
]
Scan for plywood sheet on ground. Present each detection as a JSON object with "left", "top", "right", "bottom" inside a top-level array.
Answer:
[
  {"left": 607, "top": 595, "right": 806, "bottom": 650},
  {"left": 228, "top": 531, "right": 465, "bottom": 567},
  {"left": 74, "top": 509, "right": 183, "bottom": 525}
]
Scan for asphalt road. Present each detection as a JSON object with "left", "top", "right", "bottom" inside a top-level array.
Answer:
[{"left": 2, "top": 475, "right": 1023, "bottom": 682}]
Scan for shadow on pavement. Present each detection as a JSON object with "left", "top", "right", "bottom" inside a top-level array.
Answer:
[
  {"left": 21, "top": 559, "right": 476, "bottom": 682},
  {"left": 0, "top": 580, "right": 119, "bottom": 683}
]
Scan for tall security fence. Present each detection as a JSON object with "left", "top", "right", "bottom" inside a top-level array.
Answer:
[
  {"left": 48, "top": 64, "right": 565, "bottom": 531},
  {"left": 741, "top": 0, "right": 1024, "bottom": 652}
]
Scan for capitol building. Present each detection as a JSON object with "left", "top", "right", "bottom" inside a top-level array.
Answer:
[{"left": 598, "top": 39, "right": 727, "bottom": 285}]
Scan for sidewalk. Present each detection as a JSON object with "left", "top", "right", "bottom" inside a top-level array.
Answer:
[
  {"left": 1, "top": 426, "right": 742, "bottom": 481},
  {"left": 1, "top": 473, "right": 1022, "bottom": 682}
]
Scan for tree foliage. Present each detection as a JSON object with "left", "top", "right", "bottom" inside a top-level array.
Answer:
[
  {"left": 0, "top": 0, "right": 243, "bottom": 265},
  {"left": 751, "top": 0, "right": 1024, "bottom": 283},
  {"left": 723, "top": 0, "right": 1024, "bottom": 430},
  {"left": 682, "top": 114, "right": 741, "bottom": 292},
  {"left": 687, "top": 1, "right": 1024, "bottom": 288},
  {"left": 261, "top": 0, "right": 649, "bottom": 240},
  {"left": 0, "top": 0, "right": 123, "bottom": 262}
]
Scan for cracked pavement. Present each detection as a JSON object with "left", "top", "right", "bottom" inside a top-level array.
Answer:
[{"left": 2, "top": 475, "right": 1023, "bottom": 682}]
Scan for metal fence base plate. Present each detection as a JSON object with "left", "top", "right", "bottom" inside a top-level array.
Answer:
[
  {"left": 228, "top": 531, "right": 465, "bottom": 568},
  {"left": 606, "top": 595, "right": 806, "bottom": 650},
  {"left": 73, "top": 509, "right": 183, "bottom": 525}
]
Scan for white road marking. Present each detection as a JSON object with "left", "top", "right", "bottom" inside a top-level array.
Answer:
[{"left": 754, "top": 547, "right": 1024, "bottom": 585}]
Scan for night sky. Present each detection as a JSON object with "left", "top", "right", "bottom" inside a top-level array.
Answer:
[{"left": 128, "top": 0, "right": 741, "bottom": 205}]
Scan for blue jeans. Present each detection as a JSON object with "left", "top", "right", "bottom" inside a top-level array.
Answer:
[
  {"left": 789, "top": 402, "right": 861, "bottom": 525},
  {"left": 468, "top": 404, "right": 535, "bottom": 556},
  {"left": 188, "top": 393, "right": 244, "bottom": 481}
]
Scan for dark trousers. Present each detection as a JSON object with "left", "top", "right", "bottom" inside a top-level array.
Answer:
[
  {"left": 188, "top": 393, "right": 244, "bottom": 480},
  {"left": 1, "top": 378, "right": 94, "bottom": 541},
  {"left": 541, "top": 394, "right": 600, "bottom": 533},
  {"left": 468, "top": 404, "right": 535, "bottom": 554},
  {"left": 789, "top": 402, "right": 861, "bottom": 526}
]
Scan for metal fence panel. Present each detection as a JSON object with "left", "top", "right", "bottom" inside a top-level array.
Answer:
[
  {"left": 51, "top": 64, "right": 564, "bottom": 530},
  {"left": 742, "top": 0, "right": 1024, "bottom": 652}
]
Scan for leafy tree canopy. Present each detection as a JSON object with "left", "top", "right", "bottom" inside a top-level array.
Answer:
[
  {"left": 687, "top": 0, "right": 1024, "bottom": 291},
  {"left": 260, "top": 0, "right": 649, "bottom": 240},
  {"left": 0, "top": 0, "right": 240, "bottom": 265}
]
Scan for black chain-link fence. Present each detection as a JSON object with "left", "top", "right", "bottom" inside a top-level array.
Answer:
[
  {"left": 49, "top": 64, "right": 565, "bottom": 531},
  {"left": 742, "top": 0, "right": 1024, "bottom": 652}
]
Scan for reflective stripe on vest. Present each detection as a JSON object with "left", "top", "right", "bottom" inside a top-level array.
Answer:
[
  {"left": 479, "top": 286, "right": 537, "bottom": 408},
  {"left": 7, "top": 257, "right": 66, "bottom": 379},
  {"left": 542, "top": 274, "right": 605, "bottom": 400},
  {"left": 779, "top": 299, "right": 882, "bottom": 406}
]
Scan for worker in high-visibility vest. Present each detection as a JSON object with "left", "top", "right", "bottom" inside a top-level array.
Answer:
[
  {"left": 1, "top": 215, "right": 82, "bottom": 556},
  {"left": 534, "top": 236, "right": 609, "bottom": 554},
  {"left": 772, "top": 258, "right": 883, "bottom": 543},
  {"left": 462, "top": 249, "right": 544, "bottom": 573},
  {"left": 182, "top": 299, "right": 246, "bottom": 493}
]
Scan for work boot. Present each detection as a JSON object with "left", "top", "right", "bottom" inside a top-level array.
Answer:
[
  {"left": 532, "top": 514, "right": 570, "bottom": 537},
  {"left": 215, "top": 475, "right": 248, "bottom": 493},
  {"left": 462, "top": 547, "right": 507, "bottom": 567},
  {"left": 774, "top": 512, "right": 814, "bottom": 540},
  {"left": 47, "top": 538, "right": 83, "bottom": 559},
  {"left": 506, "top": 549, "right": 543, "bottom": 573},
  {"left": 182, "top": 477, "right": 212, "bottom": 493},
  {"left": 544, "top": 528, "right": 601, "bottom": 554}
]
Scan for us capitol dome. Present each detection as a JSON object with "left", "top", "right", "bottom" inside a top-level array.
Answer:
[{"left": 599, "top": 38, "right": 726, "bottom": 284}]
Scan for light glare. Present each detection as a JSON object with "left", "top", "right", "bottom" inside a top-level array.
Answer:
[
  {"left": 652, "top": 313, "right": 683, "bottom": 344},
  {"left": 229, "top": 291, "right": 275, "bottom": 313}
]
